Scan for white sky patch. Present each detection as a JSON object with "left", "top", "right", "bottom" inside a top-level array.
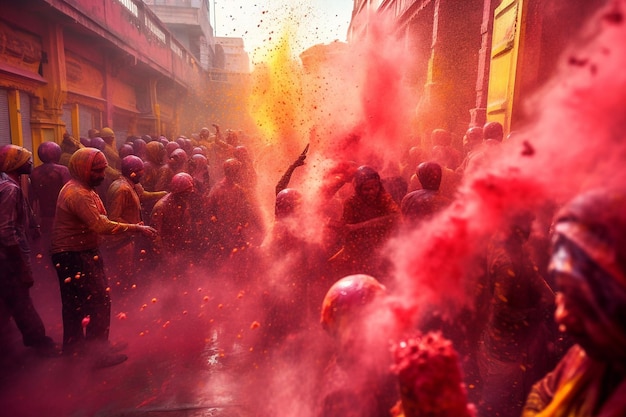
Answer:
[{"left": 213, "top": 0, "right": 353, "bottom": 62}]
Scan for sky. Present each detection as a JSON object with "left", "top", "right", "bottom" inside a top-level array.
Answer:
[{"left": 212, "top": 0, "right": 354, "bottom": 63}]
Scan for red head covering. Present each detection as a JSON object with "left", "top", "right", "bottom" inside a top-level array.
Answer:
[
  {"left": 170, "top": 172, "right": 194, "bottom": 194},
  {"left": 37, "top": 141, "right": 62, "bottom": 164},
  {"left": 321, "top": 274, "right": 386, "bottom": 336},
  {"left": 68, "top": 147, "right": 108, "bottom": 184},
  {"left": 146, "top": 141, "right": 165, "bottom": 165},
  {"left": 0, "top": 144, "right": 32, "bottom": 172}
]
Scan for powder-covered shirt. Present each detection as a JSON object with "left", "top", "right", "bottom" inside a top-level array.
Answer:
[
  {"left": 51, "top": 179, "right": 126, "bottom": 253},
  {"left": 0, "top": 173, "right": 32, "bottom": 256}
]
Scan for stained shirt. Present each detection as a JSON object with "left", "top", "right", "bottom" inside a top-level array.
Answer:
[
  {"left": 0, "top": 173, "right": 31, "bottom": 253},
  {"left": 103, "top": 143, "right": 121, "bottom": 171},
  {"left": 479, "top": 235, "right": 556, "bottom": 373},
  {"left": 150, "top": 192, "right": 195, "bottom": 252},
  {"left": 51, "top": 179, "right": 127, "bottom": 253},
  {"left": 342, "top": 190, "right": 399, "bottom": 257},
  {"left": 205, "top": 178, "right": 265, "bottom": 249},
  {"left": 142, "top": 161, "right": 162, "bottom": 192},
  {"left": 400, "top": 189, "right": 451, "bottom": 226},
  {"left": 102, "top": 176, "right": 142, "bottom": 249},
  {"left": 30, "top": 162, "right": 71, "bottom": 218},
  {"left": 106, "top": 176, "right": 142, "bottom": 224}
]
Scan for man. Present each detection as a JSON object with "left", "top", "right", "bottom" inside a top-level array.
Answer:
[
  {"left": 522, "top": 188, "right": 626, "bottom": 416},
  {"left": 401, "top": 161, "right": 452, "bottom": 227},
  {"left": 261, "top": 188, "right": 325, "bottom": 342},
  {"left": 51, "top": 147, "right": 157, "bottom": 368},
  {"left": 233, "top": 145, "right": 257, "bottom": 197},
  {"left": 155, "top": 148, "right": 188, "bottom": 192},
  {"left": 99, "top": 127, "right": 121, "bottom": 171},
  {"left": 142, "top": 140, "right": 166, "bottom": 192},
  {"left": 199, "top": 123, "right": 233, "bottom": 185},
  {"left": 59, "top": 132, "right": 82, "bottom": 166},
  {"left": 106, "top": 155, "right": 146, "bottom": 227},
  {"left": 30, "top": 141, "right": 71, "bottom": 254},
  {"left": 204, "top": 158, "right": 265, "bottom": 264},
  {"left": 0, "top": 144, "right": 59, "bottom": 356},
  {"left": 430, "top": 128, "right": 462, "bottom": 171},
  {"left": 188, "top": 153, "right": 211, "bottom": 196},
  {"left": 150, "top": 172, "right": 198, "bottom": 260},
  {"left": 483, "top": 121, "right": 504, "bottom": 145},
  {"left": 456, "top": 126, "right": 486, "bottom": 176},
  {"left": 477, "top": 210, "right": 557, "bottom": 417},
  {"left": 87, "top": 128, "right": 100, "bottom": 140},
  {"left": 104, "top": 155, "right": 164, "bottom": 289},
  {"left": 319, "top": 274, "right": 398, "bottom": 417}
]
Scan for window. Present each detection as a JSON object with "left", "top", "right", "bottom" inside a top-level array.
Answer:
[
  {"left": 79, "top": 105, "right": 101, "bottom": 138},
  {"left": 0, "top": 89, "right": 32, "bottom": 148},
  {"left": 61, "top": 105, "right": 73, "bottom": 137},
  {"left": 19, "top": 91, "right": 32, "bottom": 151}
]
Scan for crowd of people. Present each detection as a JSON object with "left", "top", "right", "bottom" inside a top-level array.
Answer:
[{"left": 1, "top": 119, "right": 625, "bottom": 417}]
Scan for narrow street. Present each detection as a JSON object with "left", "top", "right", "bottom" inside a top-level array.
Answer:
[{"left": 1, "top": 257, "right": 327, "bottom": 417}]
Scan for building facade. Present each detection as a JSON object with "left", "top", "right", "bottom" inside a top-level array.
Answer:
[
  {"left": 0, "top": 0, "right": 252, "bottom": 163},
  {"left": 143, "top": 0, "right": 216, "bottom": 71},
  {"left": 214, "top": 37, "right": 250, "bottom": 74},
  {"left": 348, "top": 0, "right": 607, "bottom": 143}
]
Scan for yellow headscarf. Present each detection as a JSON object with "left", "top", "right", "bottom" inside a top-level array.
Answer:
[{"left": 145, "top": 141, "right": 165, "bottom": 165}]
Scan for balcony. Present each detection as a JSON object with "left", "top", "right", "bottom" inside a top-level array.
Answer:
[{"left": 43, "top": 0, "right": 205, "bottom": 88}]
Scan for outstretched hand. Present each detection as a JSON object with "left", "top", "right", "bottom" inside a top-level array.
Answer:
[{"left": 139, "top": 225, "right": 158, "bottom": 239}]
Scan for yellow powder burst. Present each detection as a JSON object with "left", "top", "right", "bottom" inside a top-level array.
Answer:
[{"left": 249, "top": 26, "right": 309, "bottom": 160}]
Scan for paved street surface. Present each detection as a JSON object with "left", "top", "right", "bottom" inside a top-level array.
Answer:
[{"left": 0, "top": 258, "right": 327, "bottom": 417}]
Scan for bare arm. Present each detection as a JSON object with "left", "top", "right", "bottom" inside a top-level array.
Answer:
[{"left": 275, "top": 144, "right": 308, "bottom": 195}]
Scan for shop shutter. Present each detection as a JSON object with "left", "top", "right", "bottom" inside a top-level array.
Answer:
[
  {"left": 61, "top": 105, "right": 73, "bottom": 137},
  {"left": 19, "top": 91, "right": 32, "bottom": 151},
  {"left": 79, "top": 105, "right": 95, "bottom": 138},
  {"left": 0, "top": 89, "right": 10, "bottom": 145}
]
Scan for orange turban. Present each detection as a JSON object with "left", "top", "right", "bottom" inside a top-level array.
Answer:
[{"left": 0, "top": 144, "right": 32, "bottom": 172}]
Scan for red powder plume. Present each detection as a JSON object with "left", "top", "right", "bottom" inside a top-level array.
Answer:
[{"left": 390, "top": 0, "right": 626, "bottom": 326}]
